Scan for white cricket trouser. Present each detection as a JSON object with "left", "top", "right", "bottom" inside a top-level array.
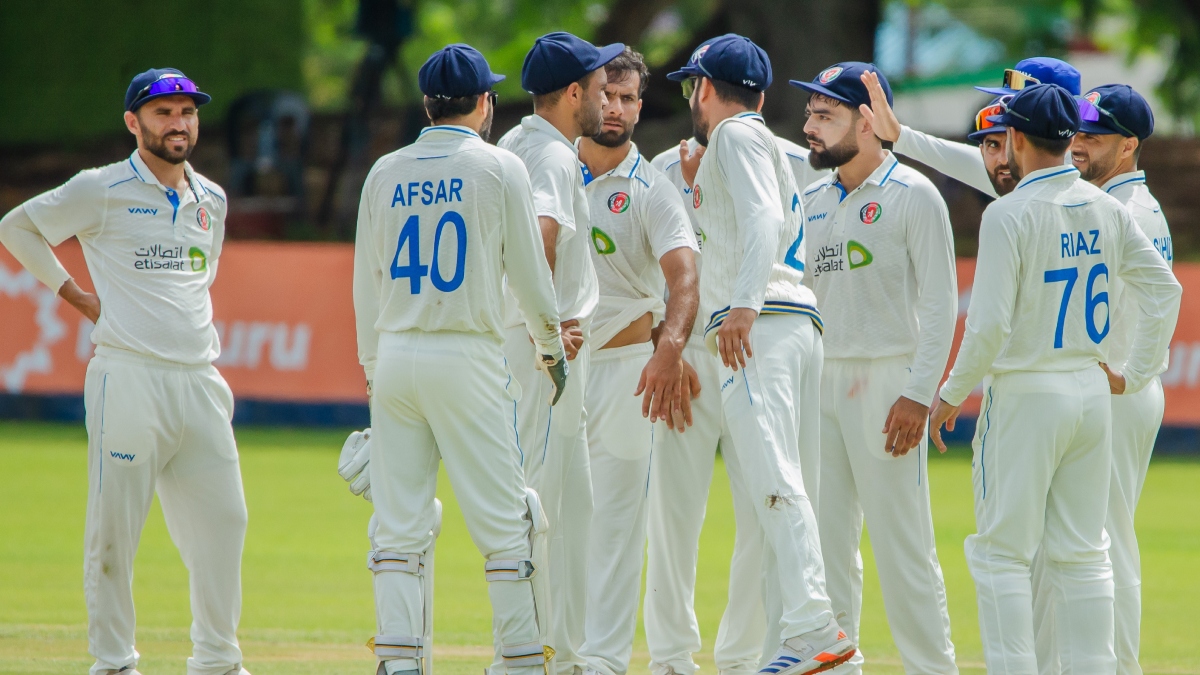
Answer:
[
  {"left": 82, "top": 347, "right": 247, "bottom": 675},
  {"left": 817, "top": 356, "right": 957, "bottom": 675},
  {"left": 644, "top": 336, "right": 766, "bottom": 675},
  {"left": 1032, "top": 376, "right": 1164, "bottom": 675},
  {"left": 967, "top": 368, "right": 1115, "bottom": 675},
  {"left": 505, "top": 325, "right": 594, "bottom": 675},
  {"left": 717, "top": 316, "right": 832, "bottom": 643},
  {"left": 372, "top": 330, "right": 546, "bottom": 675},
  {"left": 580, "top": 342, "right": 655, "bottom": 675}
]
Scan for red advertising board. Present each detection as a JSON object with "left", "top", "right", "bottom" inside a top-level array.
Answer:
[{"left": 2, "top": 243, "right": 1197, "bottom": 423}]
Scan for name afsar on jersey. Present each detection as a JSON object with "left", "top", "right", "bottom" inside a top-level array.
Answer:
[{"left": 391, "top": 178, "right": 464, "bottom": 207}]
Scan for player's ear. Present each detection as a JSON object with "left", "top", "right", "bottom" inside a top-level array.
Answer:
[
  {"left": 124, "top": 110, "right": 140, "bottom": 136},
  {"left": 1123, "top": 136, "right": 1139, "bottom": 161}
]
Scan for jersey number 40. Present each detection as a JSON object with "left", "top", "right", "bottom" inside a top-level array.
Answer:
[{"left": 391, "top": 211, "right": 467, "bottom": 293}]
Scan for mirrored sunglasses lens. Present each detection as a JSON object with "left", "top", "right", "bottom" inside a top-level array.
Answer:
[
  {"left": 146, "top": 77, "right": 198, "bottom": 98},
  {"left": 1077, "top": 99, "right": 1101, "bottom": 122},
  {"left": 976, "top": 104, "right": 1004, "bottom": 130},
  {"left": 682, "top": 77, "right": 696, "bottom": 99}
]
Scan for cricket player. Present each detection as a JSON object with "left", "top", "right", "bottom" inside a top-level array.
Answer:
[
  {"left": 930, "top": 84, "right": 1181, "bottom": 674},
  {"left": 353, "top": 45, "right": 569, "bottom": 675},
  {"left": 0, "top": 69, "right": 250, "bottom": 675},
  {"left": 1066, "top": 84, "right": 1171, "bottom": 675},
  {"left": 645, "top": 55, "right": 830, "bottom": 675},
  {"left": 793, "top": 62, "right": 959, "bottom": 674},
  {"left": 860, "top": 57, "right": 1080, "bottom": 198},
  {"left": 664, "top": 34, "right": 855, "bottom": 675},
  {"left": 497, "top": 31, "right": 624, "bottom": 675},
  {"left": 574, "top": 48, "right": 701, "bottom": 675}
]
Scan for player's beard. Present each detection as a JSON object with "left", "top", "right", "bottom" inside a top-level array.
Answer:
[
  {"left": 592, "top": 120, "right": 633, "bottom": 148},
  {"left": 1074, "top": 144, "right": 1119, "bottom": 183},
  {"left": 141, "top": 127, "right": 195, "bottom": 165},
  {"left": 1006, "top": 139, "right": 1024, "bottom": 183},
  {"left": 478, "top": 104, "right": 494, "bottom": 143},
  {"left": 690, "top": 95, "right": 709, "bottom": 147},
  {"left": 807, "top": 131, "right": 859, "bottom": 170},
  {"left": 577, "top": 98, "right": 604, "bottom": 138},
  {"left": 988, "top": 161, "right": 1017, "bottom": 195}
]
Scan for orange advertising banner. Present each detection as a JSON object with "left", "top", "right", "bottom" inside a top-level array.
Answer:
[{"left": 2, "top": 244, "right": 1197, "bottom": 423}]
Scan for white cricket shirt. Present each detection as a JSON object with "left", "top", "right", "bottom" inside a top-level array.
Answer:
[
  {"left": 688, "top": 112, "right": 821, "bottom": 354},
  {"left": 894, "top": 125, "right": 998, "bottom": 198},
  {"left": 652, "top": 131, "right": 829, "bottom": 338},
  {"left": 582, "top": 143, "right": 698, "bottom": 347},
  {"left": 940, "top": 166, "right": 1181, "bottom": 405},
  {"left": 497, "top": 115, "right": 600, "bottom": 334},
  {"left": 802, "top": 153, "right": 958, "bottom": 407},
  {"left": 353, "top": 125, "right": 562, "bottom": 380},
  {"left": 23, "top": 151, "right": 226, "bottom": 365},
  {"left": 1102, "top": 170, "right": 1174, "bottom": 371}
]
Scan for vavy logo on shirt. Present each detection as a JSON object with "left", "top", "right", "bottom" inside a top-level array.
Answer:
[
  {"left": 128, "top": 207, "right": 158, "bottom": 215},
  {"left": 859, "top": 202, "right": 882, "bottom": 224},
  {"left": 608, "top": 191, "right": 630, "bottom": 214}
]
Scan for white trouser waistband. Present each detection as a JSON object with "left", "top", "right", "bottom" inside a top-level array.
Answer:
[{"left": 592, "top": 340, "right": 655, "bottom": 364}]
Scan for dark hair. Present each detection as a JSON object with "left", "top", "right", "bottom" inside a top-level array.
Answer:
[
  {"left": 425, "top": 94, "right": 481, "bottom": 122},
  {"left": 709, "top": 78, "right": 761, "bottom": 110},
  {"left": 533, "top": 68, "right": 600, "bottom": 110},
  {"left": 807, "top": 92, "right": 862, "bottom": 118},
  {"left": 605, "top": 47, "right": 650, "bottom": 98},
  {"left": 1026, "top": 133, "right": 1073, "bottom": 155}
]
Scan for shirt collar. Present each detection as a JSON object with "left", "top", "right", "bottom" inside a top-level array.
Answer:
[
  {"left": 418, "top": 124, "right": 481, "bottom": 140},
  {"left": 1016, "top": 164, "right": 1080, "bottom": 190},
  {"left": 824, "top": 151, "right": 899, "bottom": 201},
  {"left": 1101, "top": 170, "right": 1146, "bottom": 194},
  {"left": 733, "top": 111, "right": 765, "bottom": 123},
  {"left": 576, "top": 142, "right": 642, "bottom": 182},
  {"left": 128, "top": 150, "right": 200, "bottom": 199},
  {"left": 522, "top": 114, "right": 579, "bottom": 156}
]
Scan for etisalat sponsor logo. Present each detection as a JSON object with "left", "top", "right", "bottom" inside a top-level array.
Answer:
[
  {"left": 132, "top": 244, "right": 207, "bottom": 271},
  {"left": 810, "top": 240, "right": 873, "bottom": 276}
]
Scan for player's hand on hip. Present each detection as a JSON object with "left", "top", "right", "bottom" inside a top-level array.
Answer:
[
  {"left": 679, "top": 140, "right": 705, "bottom": 188},
  {"left": 561, "top": 319, "right": 584, "bottom": 360},
  {"left": 635, "top": 341, "right": 684, "bottom": 425},
  {"left": 59, "top": 278, "right": 100, "bottom": 324},
  {"left": 717, "top": 308, "right": 756, "bottom": 371},
  {"left": 1099, "top": 362, "right": 1127, "bottom": 394},
  {"left": 928, "top": 398, "right": 961, "bottom": 454},
  {"left": 883, "top": 395, "right": 930, "bottom": 457},
  {"left": 858, "top": 71, "right": 901, "bottom": 143}
]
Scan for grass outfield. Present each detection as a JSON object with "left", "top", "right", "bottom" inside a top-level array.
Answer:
[{"left": 0, "top": 422, "right": 1197, "bottom": 675}]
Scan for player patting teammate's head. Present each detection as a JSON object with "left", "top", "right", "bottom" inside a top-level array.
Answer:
[
  {"left": 667, "top": 34, "right": 771, "bottom": 146},
  {"left": 123, "top": 68, "right": 211, "bottom": 165},
  {"left": 522, "top": 32, "right": 625, "bottom": 138},
  {"left": 792, "top": 62, "right": 891, "bottom": 170},
  {"left": 987, "top": 83, "right": 1080, "bottom": 182},
  {"left": 592, "top": 48, "right": 649, "bottom": 148},
  {"left": 418, "top": 44, "right": 505, "bottom": 140},
  {"left": 1071, "top": 84, "right": 1155, "bottom": 183}
]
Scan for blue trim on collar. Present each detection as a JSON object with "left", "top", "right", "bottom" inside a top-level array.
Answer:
[
  {"left": 1017, "top": 167, "right": 1078, "bottom": 190},
  {"left": 108, "top": 176, "right": 137, "bottom": 189},
  {"left": 664, "top": 159, "right": 682, "bottom": 171},
  {"left": 734, "top": 112, "right": 764, "bottom": 122},
  {"left": 1105, "top": 176, "right": 1146, "bottom": 193},
  {"left": 627, "top": 153, "right": 642, "bottom": 178},
  {"left": 833, "top": 181, "right": 849, "bottom": 203},
  {"left": 878, "top": 157, "right": 899, "bottom": 184},
  {"left": 420, "top": 125, "right": 480, "bottom": 138},
  {"left": 784, "top": 152, "right": 808, "bottom": 163},
  {"left": 128, "top": 158, "right": 147, "bottom": 182},
  {"left": 581, "top": 163, "right": 595, "bottom": 186},
  {"left": 164, "top": 188, "right": 181, "bottom": 225}
]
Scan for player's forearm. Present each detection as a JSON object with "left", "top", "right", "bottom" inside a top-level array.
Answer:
[
  {"left": 905, "top": 307, "right": 956, "bottom": 407},
  {"left": 351, "top": 206, "right": 383, "bottom": 381},
  {"left": 1120, "top": 256, "right": 1182, "bottom": 394},
  {"left": 658, "top": 248, "right": 699, "bottom": 354},
  {"left": 538, "top": 216, "right": 559, "bottom": 273},
  {"left": 0, "top": 205, "right": 71, "bottom": 293},
  {"left": 507, "top": 210, "right": 563, "bottom": 356},
  {"left": 730, "top": 212, "right": 778, "bottom": 310},
  {"left": 896, "top": 126, "right": 997, "bottom": 198},
  {"left": 904, "top": 211, "right": 959, "bottom": 406}
]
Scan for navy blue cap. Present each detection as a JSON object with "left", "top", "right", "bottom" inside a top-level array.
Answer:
[
  {"left": 1079, "top": 84, "right": 1154, "bottom": 140},
  {"left": 666, "top": 34, "right": 772, "bottom": 92},
  {"left": 125, "top": 68, "right": 211, "bottom": 112},
  {"left": 419, "top": 44, "right": 505, "bottom": 98},
  {"left": 521, "top": 32, "right": 625, "bottom": 95},
  {"left": 967, "top": 96, "right": 1008, "bottom": 143},
  {"left": 976, "top": 57, "right": 1081, "bottom": 96},
  {"left": 987, "top": 83, "right": 1080, "bottom": 140},
  {"left": 789, "top": 62, "right": 892, "bottom": 109}
]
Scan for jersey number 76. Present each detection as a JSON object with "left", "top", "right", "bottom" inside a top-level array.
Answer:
[
  {"left": 391, "top": 211, "right": 467, "bottom": 294},
  {"left": 1043, "top": 262, "right": 1110, "bottom": 348}
]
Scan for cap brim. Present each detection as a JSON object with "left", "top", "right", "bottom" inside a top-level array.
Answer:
[
  {"left": 975, "top": 86, "right": 1017, "bottom": 96},
  {"left": 666, "top": 66, "right": 700, "bottom": 82},
  {"left": 490, "top": 73, "right": 506, "bottom": 86},
  {"left": 789, "top": 80, "right": 853, "bottom": 104},
  {"left": 132, "top": 90, "right": 212, "bottom": 111},
  {"left": 967, "top": 126, "right": 1006, "bottom": 142},
  {"left": 590, "top": 43, "right": 626, "bottom": 70},
  {"left": 1078, "top": 119, "right": 1122, "bottom": 135}
]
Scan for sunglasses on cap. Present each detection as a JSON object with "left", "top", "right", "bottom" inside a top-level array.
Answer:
[
  {"left": 995, "top": 94, "right": 1033, "bottom": 123},
  {"left": 130, "top": 74, "right": 201, "bottom": 108},
  {"left": 1076, "top": 97, "right": 1136, "bottom": 137},
  {"left": 681, "top": 76, "right": 699, "bottom": 100},
  {"left": 975, "top": 101, "right": 1006, "bottom": 133},
  {"left": 1001, "top": 69, "right": 1041, "bottom": 91}
]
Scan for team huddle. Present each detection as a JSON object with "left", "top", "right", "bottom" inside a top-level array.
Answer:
[{"left": 0, "top": 27, "right": 1182, "bottom": 675}]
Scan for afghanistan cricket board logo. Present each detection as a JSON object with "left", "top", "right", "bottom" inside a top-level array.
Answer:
[
  {"left": 819, "top": 66, "right": 844, "bottom": 84},
  {"left": 196, "top": 207, "right": 210, "bottom": 231},
  {"left": 693, "top": 185, "right": 703, "bottom": 209},
  {"left": 1084, "top": 91, "right": 1102, "bottom": 105},
  {"left": 608, "top": 191, "right": 630, "bottom": 214},
  {"left": 859, "top": 202, "right": 882, "bottom": 224}
]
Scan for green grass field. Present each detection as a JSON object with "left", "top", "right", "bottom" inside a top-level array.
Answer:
[{"left": 1, "top": 421, "right": 1197, "bottom": 675}]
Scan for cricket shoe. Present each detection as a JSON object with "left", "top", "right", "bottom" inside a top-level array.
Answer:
[
  {"left": 759, "top": 619, "right": 855, "bottom": 675},
  {"left": 99, "top": 668, "right": 141, "bottom": 675}
]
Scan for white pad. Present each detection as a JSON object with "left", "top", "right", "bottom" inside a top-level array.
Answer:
[
  {"left": 339, "top": 428, "right": 373, "bottom": 501},
  {"left": 370, "top": 499, "right": 441, "bottom": 675},
  {"left": 487, "top": 488, "right": 555, "bottom": 674}
]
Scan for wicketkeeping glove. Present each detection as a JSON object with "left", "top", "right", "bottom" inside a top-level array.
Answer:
[
  {"left": 537, "top": 353, "right": 570, "bottom": 406},
  {"left": 338, "top": 428, "right": 372, "bottom": 502}
]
